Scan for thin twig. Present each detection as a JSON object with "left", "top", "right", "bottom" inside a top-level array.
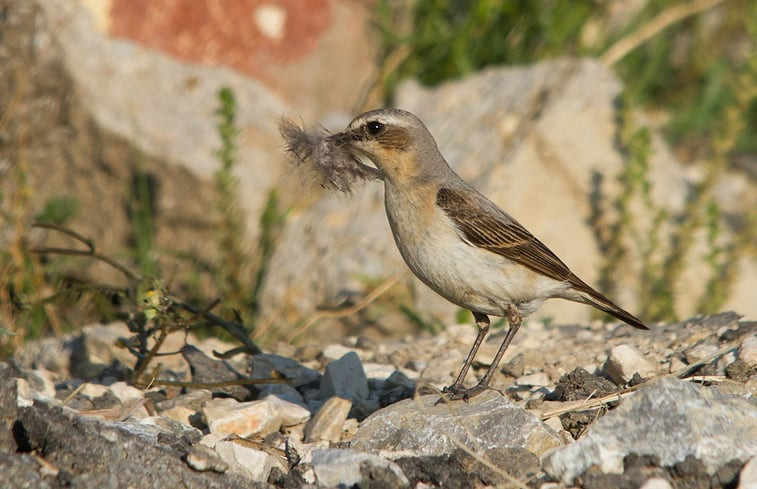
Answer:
[
  {"left": 132, "top": 377, "right": 290, "bottom": 389},
  {"left": 29, "top": 246, "right": 139, "bottom": 282},
  {"left": 248, "top": 314, "right": 278, "bottom": 345},
  {"left": 61, "top": 382, "right": 87, "bottom": 407},
  {"left": 32, "top": 222, "right": 95, "bottom": 252},
  {"left": 670, "top": 343, "right": 738, "bottom": 378},
  {"left": 174, "top": 299, "right": 262, "bottom": 355},
  {"left": 29, "top": 223, "right": 263, "bottom": 357},
  {"left": 131, "top": 319, "right": 170, "bottom": 382},
  {"left": 600, "top": 0, "right": 725, "bottom": 67}
]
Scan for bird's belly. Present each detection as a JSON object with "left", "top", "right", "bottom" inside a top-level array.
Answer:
[{"left": 390, "top": 211, "right": 568, "bottom": 317}]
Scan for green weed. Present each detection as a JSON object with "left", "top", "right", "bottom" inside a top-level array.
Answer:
[
  {"left": 213, "top": 86, "right": 287, "bottom": 334},
  {"left": 128, "top": 164, "right": 157, "bottom": 277}
]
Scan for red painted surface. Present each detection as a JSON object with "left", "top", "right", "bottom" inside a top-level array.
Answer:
[{"left": 109, "top": 0, "right": 332, "bottom": 75}]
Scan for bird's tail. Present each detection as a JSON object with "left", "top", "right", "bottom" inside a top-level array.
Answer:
[{"left": 570, "top": 276, "right": 649, "bottom": 330}]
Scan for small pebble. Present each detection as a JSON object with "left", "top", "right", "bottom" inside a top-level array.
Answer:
[
  {"left": 639, "top": 477, "right": 672, "bottom": 489},
  {"left": 738, "top": 335, "right": 757, "bottom": 368},
  {"left": 603, "top": 344, "right": 658, "bottom": 384}
]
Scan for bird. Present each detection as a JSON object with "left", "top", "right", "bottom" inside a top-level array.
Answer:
[{"left": 328, "top": 108, "right": 648, "bottom": 401}]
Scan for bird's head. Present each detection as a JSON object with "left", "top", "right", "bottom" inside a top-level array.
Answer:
[{"left": 329, "top": 108, "right": 448, "bottom": 185}]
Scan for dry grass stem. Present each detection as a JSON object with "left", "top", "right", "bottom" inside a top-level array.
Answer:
[
  {"left": 76, "top": 398, "right": 148, "bottom": 422},
  {"left": 284, "top": 277, "right": 398, "bottom": 343},
  {"left": 132, "top": 377, "right": 291, "bottom": 390},
  {"left": 601, "top": 0, "right": 725, "bottom": 66},
  {"left": 61, "top": 382, "right": 87, "bottom": 407}
]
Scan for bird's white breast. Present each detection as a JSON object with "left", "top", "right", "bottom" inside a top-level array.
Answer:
[{"left": 383, "top": 184, "right": 570, "bottom": 317}]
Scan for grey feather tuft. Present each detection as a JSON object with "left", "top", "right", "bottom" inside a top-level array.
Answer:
[{"left": 279, "top": 118, "right": 381, "bottom": 193}]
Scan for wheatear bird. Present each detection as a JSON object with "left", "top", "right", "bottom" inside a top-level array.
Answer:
[{"left": 330, "top": 108, "right": 648, "bottom": 400}]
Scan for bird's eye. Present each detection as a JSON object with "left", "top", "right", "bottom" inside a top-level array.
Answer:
[{"left": 366, "top": 121, "right": 384, "bottom": 135}]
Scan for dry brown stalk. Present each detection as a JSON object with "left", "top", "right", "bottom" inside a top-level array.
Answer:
[
  {"left": 600, "top": 0, "right": 725, "bottom": 67},
  {"left": 284, "top": 277, "right": 399, "bottom": 343}
]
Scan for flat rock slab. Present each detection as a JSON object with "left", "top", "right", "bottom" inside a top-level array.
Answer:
[
  {"left": 351, "top": 390, "right": 562, "bottom": 458},
  {"left": 13, "top": 400, "right": 262, "bottom": 488},
  {"left": 203, "top": 395, "right": 310, "bottom": 438},
  {"left": 543, "top": 377, "right": 757, "bottom": 485}
]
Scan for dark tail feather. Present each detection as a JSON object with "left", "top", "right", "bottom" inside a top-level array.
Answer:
[
  {"left": 571, "top": 276, "right": 649, "bottom": 330},
  {"left": 587, "top": 294, "right": 649, "bottom": 330}
]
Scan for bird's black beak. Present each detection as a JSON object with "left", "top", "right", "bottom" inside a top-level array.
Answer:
[
  {"left": 327, "top": 130, "right": 383, "bottom": 180},
  {"left": 327, "top": 130, "right": 353, "bottom": 148}
]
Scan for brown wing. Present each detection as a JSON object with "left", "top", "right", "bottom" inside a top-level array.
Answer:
[
  {"left": 436, "top": 186, "right": 573, "bottom": 282},
  {"left": 436, "top": 186, "right": 649, "bottom": 330}
]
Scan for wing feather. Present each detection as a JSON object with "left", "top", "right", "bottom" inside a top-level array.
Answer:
[
  {"left": 436, "top": 186, "right": 572, "bottom": 282},
  {"left": 436, "top": 186, "right": 649, "bottom": 330}
]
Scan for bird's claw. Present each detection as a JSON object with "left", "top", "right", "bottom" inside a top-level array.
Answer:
[{"left": 438, "top": 383, "right": 489, "bottom": 403}]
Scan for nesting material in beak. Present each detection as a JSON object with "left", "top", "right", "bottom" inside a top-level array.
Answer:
[{"left": 279, "top": 118, "right": 382, "bottom": 193}]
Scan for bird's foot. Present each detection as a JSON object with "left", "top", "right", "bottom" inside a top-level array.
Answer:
[{"left": 439, "top": 382, "right": 490, "bottom": 403}]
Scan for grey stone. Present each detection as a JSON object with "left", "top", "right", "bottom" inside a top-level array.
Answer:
[
  {"left": 71, "top": 323, "right": 137, "bottom": 379},
  {"left": 603, "top": 344, "right": 659, "bottom": 384},
  {"left": 12, "top": 336, "right": 76, "bottom": 378},
  {"left": 739, "top": 334, "right": 757, "bottom": 368},
  {"left": 312, "top": 448, "right": 409, "bottom": 488},
  {"left": 542, "top": 377, "right": 757, "bottom": 484},
  {"left": 214, "top": 439, "right": 283, "bottom": 482},
  {"left": 419, "top": 351, "right": 466, "bottom": 387},
  {"left": 384, "top": 370, "right": 416, "bottom": 390},
  {"left": 394, "top": 447, "right": 541, "bottom": 488},
  {"left": 107, "top": 381, "right": 145, "bottom": 404},
  {"left": 155, "top": 389, "right": 213, "bottom": 413},
  {"left": 256, "top": 383, "right": 306, "bottom": 407},
  {"left": 363, "top": 362, "right": 399, "bottom": 381},
  {"left": 181, "top": 345, "right": 253, "bottom": 401},
  {"left": 67, "top": 322, "right": 193, "bottom": 380},
  {"left": 351, "top": 390, "right": 563, "bottom": 458},
  {"left": 319, "top": 352, "right": 369, "bottom": 401},
  {"left": 515, "top": 372, "right": 552, "bottom": 387},
  {"left": 137, "top": 415, "right": 203, "bottom": 444},
  {"left": 684, "top": 343, "right": 720, "bottom": 365},
  {"left": 0, "top": 453, "right": 61, "bottom": 489},
  {"left": 5, "top": 389, "right": 263, "bottom": 487},
  {"left": 251, "top": 353, "right": 321, "bottom": 388}
]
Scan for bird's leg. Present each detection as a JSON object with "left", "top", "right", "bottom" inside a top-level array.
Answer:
[
  {"left": 443, "top": 312, "right": 489, "bottom": 397},
  {"left": 471, "top": 306, "right": 522, "bottom": 393},
  {"left": 444, "top": 306, "right": 522, "bottom": 401}
]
